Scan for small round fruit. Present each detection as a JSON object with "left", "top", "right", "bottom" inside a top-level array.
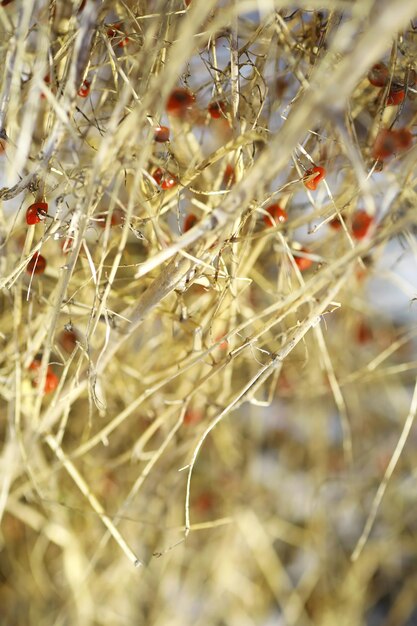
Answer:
[
  {"left": 96, "top": 208, "right": 125, "bottom": 227},
  {"left": 184, "top": 409, "right": 203, "bottom": 425},
  {"left": 152, "top": 168, "right": 177, "bottom": 190},
  {"left": 44, "top": 371, "right": 59, "bottom": 394},
  {"left": 58, "top": 328, "right": 78, "bottom": 353},
  {"left": 303, "top": 166, "right": 326, "bottom": 190},
  {"left": 154, "top": 125, "right": 170, "bottom": 142},
  {"left": 29, "top": 359, "right": 59, "bottom": 394},
  {"left": 396, "top": 128, "right": 413, "bottom": 150},
  {"left": 352, "top": 211, "right": 373, "bottom": 240},
  {"left": 27, "top": 253, "right": 47, "bottom": 275},
  {"left": 372, "top": 128, "right": 412, "bottom": 161},
  {"left": 77, "top": 79, "right": 90, "bottom": 97},
  {"left": 263, "top": 203, "right": 288, "bottom": 227},
  {"left": 223, "top": 164, "right": 235, "bottom": 186},
  {"left": 329, "top": 216, "right": 342, "bottom": 230},
  {"left": 107, "top": 23, "right": 130, "bottom": 47},
  {"left": 208, "top": 100, "right": 227, "bottom": 119},
  {"left": 386, "top": 87, "right": 405, "bottom": 106},
  {"left": 26, "top": 202, "right": 48, "bottom": 225},
  {"left": 184, "top": 213, "right": 198, "bottom": 232},
  {"left": 294, "top": 248, "right": 313, "bottom": 271},
  {"left": 166, "top": 88, "right": 196, "bottom": 117},
  {"left": 368, "top": 62, "right": 388, "bottom": 87}
]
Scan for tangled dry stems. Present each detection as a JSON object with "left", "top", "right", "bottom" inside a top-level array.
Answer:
[{"left": 1, "top": 0, "right": 417, "bottom": 624}]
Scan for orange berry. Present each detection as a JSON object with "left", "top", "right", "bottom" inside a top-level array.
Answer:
[
  {"left": 29, "top": 359, "right": 59, "bottom": 394},
  {"left": 263, "top": 203, "right": 288, "bottom": 227},
  {"left": 294, "top": 248, "right": 313, "bottom": 272},
  {"left": 303, "top": 166, "right": 326, "bottom": 190},
  {"left": 351, "top": 211, "right": 373, "bottom": 240},
  {"left": 184, "top": 409, "right": 203, "bottom": 425},
  {"left": 44, "top": 371, "right": 59, "bottom": 394}
]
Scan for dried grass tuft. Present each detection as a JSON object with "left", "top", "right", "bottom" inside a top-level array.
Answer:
[{"left": 1, "top": 1, "right": 417, "bottom": 625}]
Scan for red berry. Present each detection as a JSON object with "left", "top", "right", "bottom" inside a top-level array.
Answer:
[
  {"left": 215, "top": 334, "right": 228, "bottom": 350},
  {"left": 303, "top": 166, "right": 326, "bottom": 190},
  {"left": 368, "top": 62, "right": 389, "bottom": 87},
  {"left": 395, "top": 128, "right": 413, "bottom": 150},
  {"left": 96, "top": 208, "right": 125, "bottom": 227},
  {"left": 44, "top": 371, "right": 59, "bottom": 394},
  {"left": 352, "top": 211, "right": 373, "bottom": 240},
  {"left": 208, "top": 100, "right": 227, "bottom": 119},
  {"left": 29, "top": 360, "right": 41, "bottom": 373},
  {"left": 152, "top": 168, "right": 177, "bottom": 190},
  {"left": 263, "top": 203, "right": 288, "bottom": 227},
  {"left": 372, "top": 129, "right": 396, "bottom": 160},
  {"left": 294, "top": 248, "right": 313, "bottom": 272},
  {"left": 26, "top": 202, "right": 48, "bottom": 225},
  {"left": 107, "top": 23, "right": 130, "bottom": 47},
  {"left": 58, "top": 329, "right": 78, "bottom": 353},
  {"left": 356, "top": 320, "right": 373, "bottom": 344},
  {"left": 154, "top": 125, "right": 170, "bottom": 142},
  {"left": 329, "top": 216, "right": 342, "bottom": 230},
  {"left": 386, "top": 87, "right": 405, "bottom": 106},
  {"left": 41, "top": 74, "right": 51, "bottom": 99},
  {"left": 77, "top": 79, "right": 90, "bottom": 97},
  {"left": 184, "top": 409, "right": 202, "bottom": 425},
  {"left": 29, "top": 359, "right": 59, "bottom": 394},
  {"left": 118, "top": 36, "right": 130, "bottom": 48},
  {"left": 27, "top": 253, "right": 47, "bottom": 275},
  {"left": 372, "top": 128, "right": 412, "bottom": 161},
  {"left": 223, "top": 164, "right": 235, "bottom": 186},
  {"left": 166, "top": 88, "right": 196, "bottom": 117},
  {"left": 195, "top": 491, "right": 215, "bottom": 513},
  {"left": 184, "top": 213, "right": 198, "bottom": 232}
]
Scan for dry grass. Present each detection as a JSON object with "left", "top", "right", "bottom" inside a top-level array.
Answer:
[{"left": 1, "top": 1, "right": 417, "bottom": 624}]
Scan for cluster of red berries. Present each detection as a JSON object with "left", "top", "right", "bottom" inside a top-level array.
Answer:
[{"left": 107, "top": 23, "right": 130, "bottom": 48}]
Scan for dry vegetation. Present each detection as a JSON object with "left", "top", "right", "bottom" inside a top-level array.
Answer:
[{"left": 2, "top": 0, "right": 417, "bottom": 624}]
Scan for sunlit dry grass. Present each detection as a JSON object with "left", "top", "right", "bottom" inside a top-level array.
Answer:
[{"left": 1, "top": 1, "right": 417, "bottom": 624}]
